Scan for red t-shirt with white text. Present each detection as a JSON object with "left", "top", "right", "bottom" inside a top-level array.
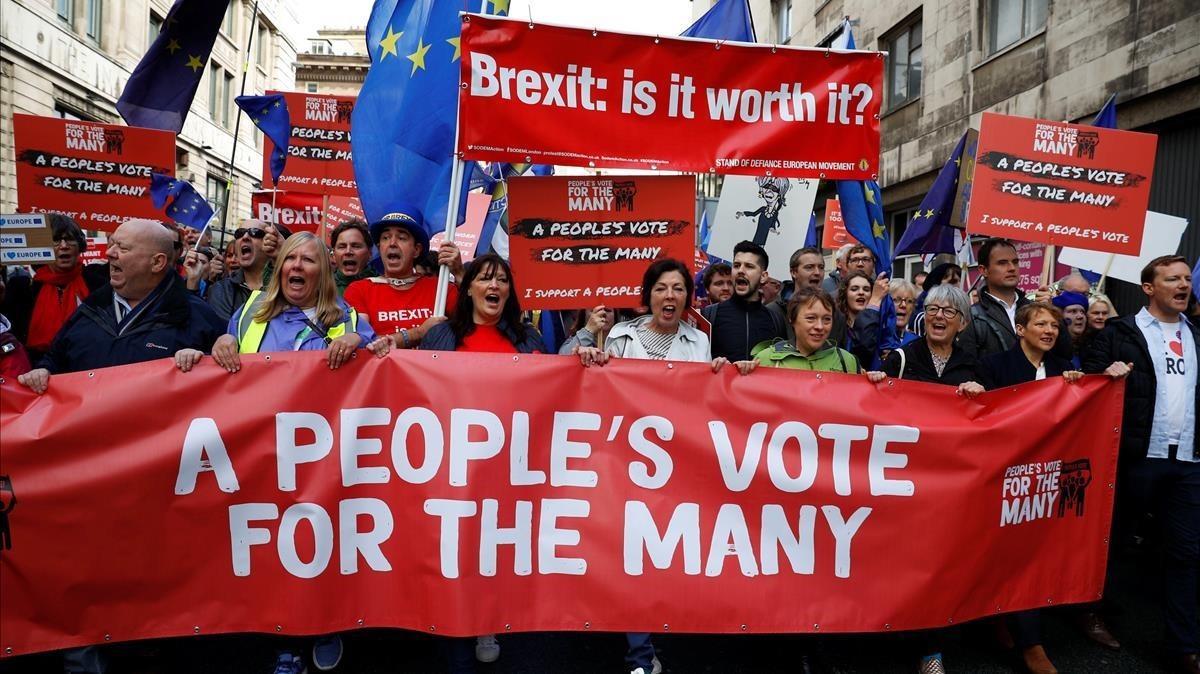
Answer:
[{"left": 343, "top": 276, "right": 457, "bottom": 336}]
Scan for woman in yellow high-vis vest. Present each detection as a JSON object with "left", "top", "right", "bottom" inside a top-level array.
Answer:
[{"left": 175, "top": 232, "right": 390, "bottom": 374}]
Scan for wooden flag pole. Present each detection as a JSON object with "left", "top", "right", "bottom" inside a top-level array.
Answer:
[{"left": 1097, "top": 253, "right": 1116, "bottom": 294}]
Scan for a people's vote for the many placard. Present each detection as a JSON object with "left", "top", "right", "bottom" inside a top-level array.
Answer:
[
  {"left": 966, "top": 112, "right": 1157, "bottom": 255},
  {"left": 506, "top": 175, "right": 695, "bottom": 310}
]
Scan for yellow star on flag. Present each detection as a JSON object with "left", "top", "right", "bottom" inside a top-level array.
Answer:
[
  {"left": 379, "top": 25, "right": 402, "bottom": 60},
  {"left": 925, "top": 209, "right": 935, "bottom": 218},
  {"left": 954, "top": 156, "right": 961, "bottom": 167},
  {"left": 489, "top": 0, "right": 511, "bottom": 13},
  {"left": 185, "top": 55, "right": 204, "bottom": 73},
  {"left": 406, "top": 37, "right": 431, "bottom": 75},
  {"left": 911, "top": 212, "right": 923, "bottom": 223},
  {"left": 447, "top": 36, "right": 461, "bottom": 61},
  {"left": 166, "top": 38, "right": 181, "bottom": 54},
  {"left": 871, "top": 219, "right": 885, "bottom": 239},
  {"left": 863, "top": 184, "right": 877, "bottom": 204}
]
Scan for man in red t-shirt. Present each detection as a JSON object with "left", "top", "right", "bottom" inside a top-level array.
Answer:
[{"left": 343, "top": 207, "right": 463, "bottom": 349}]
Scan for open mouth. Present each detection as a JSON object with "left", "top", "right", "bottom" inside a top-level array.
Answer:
[
  {"left": 734, "top": 277, "right": 749, "bottom": 291},
  {"left": 661, "top": 302, "right": 678, "bottom": 320},
  {"left": 483, "top": 292, "right": 501, "bottom": 310},
  {"left": 341, "top": 259, "right": 359, "bottom": 272},
  {"left": 928, "top": 318, "right": 947, "bottom": 336},
  {"left": 287, "top": 274, "right": 307, "bottom": 292},
  {"left": 1173, "top": 291, "right": 1190, "bottom": 304}
]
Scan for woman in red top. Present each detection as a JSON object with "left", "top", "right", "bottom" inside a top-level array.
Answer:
[{"left": 420, "top": 253, "right": 542, "bottom": 354}]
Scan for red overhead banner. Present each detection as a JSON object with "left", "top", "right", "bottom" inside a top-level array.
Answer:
[
  {"left": 12, "top": 114, "right": 176, "bottom": 231},
  {"left": 506, "top": 175, "right": 695, "bottom": 309},
  {"left": 966, "top": 113, "right": 1157, "bottom": 255},
  {"left": 0, "top": 354, "right": 1120, "bottom": 656},
  {"left": 263, "top": 91, "right": 357, "bottom": 197},
  {"left": 458, "top": 15, "right": 883, "bottom": 179}
]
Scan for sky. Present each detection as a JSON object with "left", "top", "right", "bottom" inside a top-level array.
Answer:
[{"left": 295, "top": 0, "right": 695, "bottom": 41}]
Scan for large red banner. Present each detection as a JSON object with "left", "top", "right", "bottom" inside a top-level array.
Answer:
[
  {"left": 507, "top": 175, "right": 696, "bottom": 309},
  {"left": 966, "top": 113, "right": 1157, "bottom": 254},
  {"left": 0, "top": 353, "right": 1121, "bottom": 656},
  {"left": 263, "top": 91, "right": 357, "bottom": 197},
  {"left": 12, "top": 114, "right": 176, "bottom": 231},
  {"left": 458, "top": 15, "right": 883, "bottom": 180}
]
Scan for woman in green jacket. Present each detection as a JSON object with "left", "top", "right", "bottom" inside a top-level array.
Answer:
[{"left": 750, "top": 285, "right": 862, "bottom": 373}]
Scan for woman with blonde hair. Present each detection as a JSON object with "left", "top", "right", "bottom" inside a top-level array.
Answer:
[{"left": 177, "top": 231, "right": 389, "bottom": 375}]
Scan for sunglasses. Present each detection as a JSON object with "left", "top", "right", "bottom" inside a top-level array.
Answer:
[{"left": 233, "top": 227, "right": 267, "bottom": 240}]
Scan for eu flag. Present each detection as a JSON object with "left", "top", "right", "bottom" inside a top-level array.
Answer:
[
  {"left": 682, "top": 0, "right": 755, "bottom": 42},
  {"left": 236, "top": 94, "right": 291, "bottom": 184},
  {"left": 893, "top": 133, "right": 967, "bottom": 257},
  {"left": 353, "top": 0, "right": 471, "bottom": 240},
  {"left": 1092, "top": 93, "right": 1117, "bottom": 129},
  {"left": 151, "top": 173, "right": 214, "bottom": 231},
  {"left": 829, "top": 23, "right": 891, "bottom": 274},
  {"left": 836, "top": 181, "right": 891, "bottom": 274},
  {"left": 117, "top": 0, "right": 229, "bottom": 133}
]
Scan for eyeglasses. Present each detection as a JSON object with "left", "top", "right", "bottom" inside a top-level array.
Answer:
[
  {"left": 849, "top": 256, "right": 873, "bottom": 264},
  {"left": 893, "top": 298, "right": 916, "bottom": 306},
  {"left": 233, "top": 227, "right": 267, "bottom": 240},
  {"left": 925, "top": 305, "right": 961, "bottom": 319},
  {"left": 51, "top": 234, "right": 80, "bottom": 246}
]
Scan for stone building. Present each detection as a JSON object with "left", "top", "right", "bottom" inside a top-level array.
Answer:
[
  {"left": 693, "top": 0, "right": 1199, "bottom": 304},
  {"left": 295, "top": 27, "right": 369, "bottom": 97},
  {"left": 1, "top": 0, "right": 302, "bottom": 237}
]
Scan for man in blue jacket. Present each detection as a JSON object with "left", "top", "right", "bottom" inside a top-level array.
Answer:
[{"left": 18, "top": 218, "right": 224, "bottom": 395}]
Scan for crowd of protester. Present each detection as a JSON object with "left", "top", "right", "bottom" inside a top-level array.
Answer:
[{"left": 1, "top": 211, "right": 1197, "bottom": 674}]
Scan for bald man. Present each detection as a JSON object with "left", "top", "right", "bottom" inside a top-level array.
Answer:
[{"left": 18, "top": 218, "right": 224, "bottom": 394}]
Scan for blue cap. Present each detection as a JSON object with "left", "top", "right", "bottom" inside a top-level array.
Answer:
[
  {"left": 368, "top": 207, "right": 429, "bottom": 254},
  {"left": 1051, "top": 291, "right": 1089, "bottom": 310}
]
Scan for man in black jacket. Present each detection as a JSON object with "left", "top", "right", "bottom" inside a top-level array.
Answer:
[
  {"left": 1083, "top": 255, "right": 1200, "bottom": 674},
  {"left": 961, "top": 237, "right": 1071, "bottom": 360},
  {"left": 17, "top": 219, "right": 224, "bottom": 394},
  {"left": 702, "top": 240, "right": 785, "bottom": 361}
]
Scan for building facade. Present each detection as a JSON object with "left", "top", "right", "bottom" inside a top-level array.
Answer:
[
  {"left": 295, "top": 27, "right": 369, "bottom": 96},
  {"left": 693, "top": 0, "right": 1199, "bottom": 304},
  {"left": 1, "top": 0, "right": 303, "bottom": 237}
]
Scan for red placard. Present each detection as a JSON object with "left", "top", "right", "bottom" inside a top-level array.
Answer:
[
  {"left": 459, "top": 15, "right": 883, "bottom": 180},
  {"left": 263, "top": 91, "right": 357, "bottom": 197},
  {"left": 250, "top": 190, "right": 364, "bottom": 239},
  {"left": 80, "top": 236, "right": 108, "bottom": 265},
  {"left": 0, "top": 352, "right": 1120, "bottom": 656},
  {"left": 13, "top": 114, "right": 175, "bottom": 231},
  {"left": 966, "top": 113, "right": 1156, "bottom": 254},
  {"left": 506, "top": 175, "right": 695, "bottom": 309},
  {"left": 822, "top": 198, "right": 851, "bottom": 249}
]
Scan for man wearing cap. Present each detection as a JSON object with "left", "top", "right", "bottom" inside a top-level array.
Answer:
[
  {"left": 206, "top": 219, "right": 285, "bottom": 324},
  {"left": 343, "top": 207, "right": 464, "bottom": 349}
]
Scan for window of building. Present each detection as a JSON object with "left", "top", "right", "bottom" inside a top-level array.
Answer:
[
  {"left": 306, "top": 82, "right": 318, "bottom": 93},
  {"left": 256, "top": 25, "right": 270, "bottom": 66},
  {"left": 222, "top": 1, "right": 236, "bottom": 38},
  {"left": 206, "top": 174, "right": 229, "bottom": 224},
  {"left": 53, "top": 104, "right": 94, "bottom": 121},
  {"left": 884, "top": 16, "right": 922, "bottom": 110},
  {"left": 988, "top": 0, "right": 1047, "bottom": 55},
  {"left": 223, "top": 71, "right": 234, "bottom": 127},
  {"left": 149, "top": 11, "right": 163, "bottom": 46},
  {"left": 208, "top": 63, "right": 220, "bottom": 119},
  {"left": 773, "top": 0, "right": 793, "bottom": 43},
  {"left": 85, "top": 0, "right": 102, "bottom": 42},
  {"left": 57, "top": 0, "right": 74, "bottom": 26}
]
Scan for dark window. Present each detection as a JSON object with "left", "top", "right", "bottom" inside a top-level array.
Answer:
[
  {"left": 988, "top": 0, "right": 1047, "bottom": 54},
  {"left": 57, "top": 0, "right": 74, "bottom": 26},
  {"left": 149, "top": 11, "right": 163, "bottom": 46},
  {"left": 85, "top": 0, "right": 102, "bottom": 42},
  {"left": 884, "top": 17, "right": 922, "bottom": 110}
]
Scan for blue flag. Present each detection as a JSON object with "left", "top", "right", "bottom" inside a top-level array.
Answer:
[
  {"left": 353, "top": 0, "right": 471, "bottom": 240},
  {"left": 150, "top": 173, "right": 214, "bottom": 231},
  {"left": 699, "top": 209, "right": 712, "bottom": 251},
  {"left": 893, "top": 133, "right": 968, "bottom": 257},
  {"left": 836, "top": 180, "right": 891, "bottom": 274},
  {"left": 804, "top": 211, "right": 818, "bottom": 248},
  {"left": 117, "top": 0, "right": 228, "bottom": 132},
  {"left": 236, "top": 94, "right": 291, "bottom": 184},
  {"left": 828, "top": 22, "right": 891, "bottom": 273},
  {"left": 539, "top": 310, "right": 566, "bottom": 354},
  {"left": 682, "top": 0, "right": 755, "bottom": 42}
]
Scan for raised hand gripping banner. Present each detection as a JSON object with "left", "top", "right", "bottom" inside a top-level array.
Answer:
[
  {"left": 0, "top": 353, "right": 1121, "bottom": 656},
  {"left": 457, "top": 15, "right": 884, "bottom": 180}
]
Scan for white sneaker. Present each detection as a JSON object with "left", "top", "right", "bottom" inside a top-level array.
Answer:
[
  {"left": 629, "top": 657, "right": 663, "bottom": 674},
  {"left": 475, "top": 634, "right": 500, "bottom": 663}
]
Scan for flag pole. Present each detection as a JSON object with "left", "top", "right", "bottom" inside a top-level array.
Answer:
[
  {"left": 1097, "top": 253, "right": 1115, "bottom": 294},
  {"left": 216, "top": 0, "right": 262, "bottom": 252},
  {"left": 433, "top": 13, "right": 471, "bottom": 318}
]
